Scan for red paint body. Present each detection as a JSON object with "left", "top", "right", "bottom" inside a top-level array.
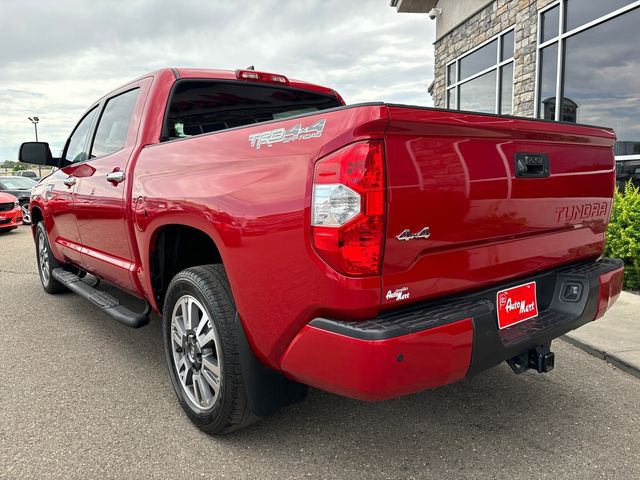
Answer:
[
  {"left": 0, "top": 192, "right": 22, "bottom": 229},
  {"left": 281, "top": 319, "right": 473, "bottom": 401},
  {"left": 30, "top": 68, "right": 623, "bottom": 401},
  {"left": 594, "top": 266, "right": 625, "bottom": 321}
]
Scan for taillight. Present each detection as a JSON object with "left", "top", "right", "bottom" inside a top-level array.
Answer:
[{"left": 311, "top": 141, "right": 385, "bottom": 276}]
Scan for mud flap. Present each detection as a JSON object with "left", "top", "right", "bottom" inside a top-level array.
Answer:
[{"left": 235, "top": 314, "right": 308, "bottom": 417}]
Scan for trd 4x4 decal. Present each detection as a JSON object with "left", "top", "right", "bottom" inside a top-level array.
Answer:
[{"left": 249, "top": 119, "right": 326, "bottom": 149}]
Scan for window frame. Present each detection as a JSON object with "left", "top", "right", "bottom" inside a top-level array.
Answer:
[{"left": 445, "top": 26, "right": 516, "bottom": 114}]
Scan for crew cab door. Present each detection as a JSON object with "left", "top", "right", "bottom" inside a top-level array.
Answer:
[
  {"left": 44, "top": 106, "right": 99, "bottom": 267},
  {"left": 72, "top": 80, "right": 149, "bottom": 292}
]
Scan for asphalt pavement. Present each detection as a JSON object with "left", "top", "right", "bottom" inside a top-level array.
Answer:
[{"left": 1, "top": 226, "right": 639, "bottom": 479}]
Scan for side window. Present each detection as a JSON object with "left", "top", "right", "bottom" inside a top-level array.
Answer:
[
  {"left": 64, "top": 107, "right": 98, "bottom": 164},
  {"left": 91, "top": 88, "right": 140, "bottom": 158}
]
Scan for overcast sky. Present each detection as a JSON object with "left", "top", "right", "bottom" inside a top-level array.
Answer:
[{"left": 0, "top": 0, "right": 435, "bottom": 160}]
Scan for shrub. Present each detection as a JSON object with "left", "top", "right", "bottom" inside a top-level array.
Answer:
[{"left": 604, "top": 181, "right": 640, "bottom": 290}]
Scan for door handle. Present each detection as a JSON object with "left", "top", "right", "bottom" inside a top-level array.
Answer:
[
  {"left": 63, "top": 176, "right": 76, "bottom": 187},
  {"left": 515, "top": 153, "right": 550, "bottom": 178},
  {"left": 106, "top": 171, "right": 125, "bottom": 184}
]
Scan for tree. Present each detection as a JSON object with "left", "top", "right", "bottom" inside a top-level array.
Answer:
[
  {"left": 12, "top": 163, "right": 28, "bottom": 171},
  {"left": 1, "top": 160, "right": 17, "bottom": 169}
]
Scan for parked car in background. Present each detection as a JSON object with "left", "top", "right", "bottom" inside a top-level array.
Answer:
[
  {"left": 13, "top": 170, "right": 39, "bottom": 181},
  {"left": 615, "top": 158, "right": 640, "bottom": 189},
  {"left": 0, "top": 191, "right": 22, "bottom": 233},
  {"left": 0, "top": 176, "right": 37, "bottom": 224}
]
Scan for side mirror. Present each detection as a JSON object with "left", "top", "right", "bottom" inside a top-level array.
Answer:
[{"left": 19, "top": 142, "right": 58, "bottom": 167}]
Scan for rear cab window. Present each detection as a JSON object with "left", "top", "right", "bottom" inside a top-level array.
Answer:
[{"left": 164, "top": 81, "right": 341, "bottom": 140}]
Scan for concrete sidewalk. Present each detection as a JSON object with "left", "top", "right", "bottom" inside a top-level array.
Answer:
[{"left": 563, "top": 291, "right": 640, "bottom": 378}]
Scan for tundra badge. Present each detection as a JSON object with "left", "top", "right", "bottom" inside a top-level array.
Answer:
[{"left": 396, "top": 227, "right": 430, "bottom": 241}]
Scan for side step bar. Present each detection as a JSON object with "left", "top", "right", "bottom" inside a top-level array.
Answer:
[{"left": 52, "top": 268, "right": 150, "bottom": 328}]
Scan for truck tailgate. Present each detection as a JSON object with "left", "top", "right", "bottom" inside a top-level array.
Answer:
[{"left": 381, "top": 105, "right": 616, "bottom": 307}]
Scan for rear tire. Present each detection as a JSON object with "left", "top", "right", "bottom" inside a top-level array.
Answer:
[
  {"left": 35, "top": 222, "right": 66, "bottom": 294},
  {"left": 163, "top": 264, "right": 257, "bottom": 435}
]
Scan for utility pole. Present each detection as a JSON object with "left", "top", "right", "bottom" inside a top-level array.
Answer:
[{"left": 28, "top": 116, "right": 42, "bottom": 177}]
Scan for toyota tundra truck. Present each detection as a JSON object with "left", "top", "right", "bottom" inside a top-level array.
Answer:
[{"left": 19, "top": 68, "right": 624, "bottom": 434}]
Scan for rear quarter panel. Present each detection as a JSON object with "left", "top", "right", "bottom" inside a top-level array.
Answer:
[{"left": 132, "top": 105, "right": 389, "bottom": 366}]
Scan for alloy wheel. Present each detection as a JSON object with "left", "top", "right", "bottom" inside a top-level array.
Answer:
[
  {"left": 171, "top": 295, "right": 222, "bottom": 412},
  {"left": 21, "top": 203, "right": 30, "bottom": 224},
  {"left": 38, "top": 231, "right": 50, "bottom": 286}
]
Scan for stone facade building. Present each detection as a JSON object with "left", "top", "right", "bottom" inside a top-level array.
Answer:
[
  {"left": 431, "top": 0, "right": 554, "bottom": 117},
  {"left": 391, "top": 0, "right": 640, "bottom": 161}
]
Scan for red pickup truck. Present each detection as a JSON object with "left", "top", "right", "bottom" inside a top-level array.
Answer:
[{"left": 20, "top": 68, "right": 624, "bottom": 434}]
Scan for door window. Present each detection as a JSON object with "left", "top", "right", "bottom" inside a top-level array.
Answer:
[
  {"left": 91, "top": 88, "right": 140, "bottom": 158},
  {"left": 64, "top": 107, "right": 98, "bottom": 164}
]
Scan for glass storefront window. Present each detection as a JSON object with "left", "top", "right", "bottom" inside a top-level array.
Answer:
[
  {"left": 447, "top": 88, "right": 456, "bottom": 109},
  {"left": 537, "top": 1, "right": 640, "bottom": 156},
  {"left": 566, "top": 0, "right": 635, "bottom": 32},
  {"left": 537, "top": 43, "right": 558, "bottom": 120},
  {"left": 563, "top": 7, "right": 640, "bottom": 147},
  {"left": 459, "top": 39, "right": 497, "bottom": 80},
  {"left": 459, "top": 70, "right": 497, "bottom": 113},
  {"left": 501, "top": 30, "right": 515, "bottom": 60},
  {"left": 541, "top": 5, "right": 560, "bottom": 42},
  {"left": 447, "top": 29, "right": 514, "bottom": 114},
  {"left": 500, "top": 63, "right": 514, "bottom": 114},
  {"left": 447, "top": 62, "right": 456, "bottom": 86}
]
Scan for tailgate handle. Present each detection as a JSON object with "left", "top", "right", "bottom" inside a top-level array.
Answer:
[{"left": 515, "top": 153, "right": 549, "bottom": 178}]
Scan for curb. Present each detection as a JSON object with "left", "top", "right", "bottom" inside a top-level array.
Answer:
[{"left": 561, "top": 335, "right": 640, "bottom": 381}]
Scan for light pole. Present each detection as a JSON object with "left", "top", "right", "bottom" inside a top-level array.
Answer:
[{"left": 27, "top": 116, "right": 42, "bottom": 176}]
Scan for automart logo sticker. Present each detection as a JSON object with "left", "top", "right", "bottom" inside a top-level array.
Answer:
[
  {"left": 249, "top": 119, "right": 326, "bottom": 149},
  {"left": 386, "top": 287, "right": 410, "bottom": 302}
]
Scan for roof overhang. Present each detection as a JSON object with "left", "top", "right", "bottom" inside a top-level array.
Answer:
[{"left": 389, "top": 0, "right": 438, "bottom": 13}]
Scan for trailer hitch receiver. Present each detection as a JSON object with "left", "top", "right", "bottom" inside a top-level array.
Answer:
[{"left": 507, "top": 344, "right": 555, "bottom": 374}]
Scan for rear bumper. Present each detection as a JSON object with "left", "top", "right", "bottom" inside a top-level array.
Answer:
[{"left": 280, "top": 258, "right": 624, "bottom": 401}]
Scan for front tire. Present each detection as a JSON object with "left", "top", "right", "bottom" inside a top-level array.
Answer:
[
  {"left": 35, "top": 222, "right": 66, "bottom": 294},
  {"left": 163, "top": 265, "right": 257, "bottom": 434},
  {"left": 20, "top": 201, "right": 31, "bottom": 225}
]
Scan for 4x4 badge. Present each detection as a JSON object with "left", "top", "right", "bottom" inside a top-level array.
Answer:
[{"left": 396, "top": 227, "right": 430, "bottom": 241}]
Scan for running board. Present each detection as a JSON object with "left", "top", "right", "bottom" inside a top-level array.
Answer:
[{"left": 52, "top": 268, "right": 150, "bottom": 328}]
